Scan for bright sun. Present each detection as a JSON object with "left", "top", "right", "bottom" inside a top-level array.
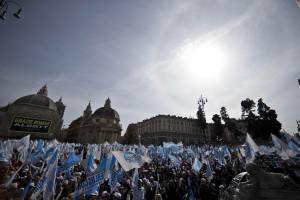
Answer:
[{"left": 177, "top": 42, "right": 227, "bottom": 82}]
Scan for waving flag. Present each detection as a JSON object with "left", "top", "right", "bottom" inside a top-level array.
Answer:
[
  {"left": 288, "top": 140, "right": 300, "bottom": 153},
  {"left": 59, "top": 152, "right": 81, "bottom": 172},
  {"left": 132, "top": 168, "right": 142, "bottom": 200},
  {"left": 163, "top": 142, "right": 183, "bottom": 153},
  {"left": 84, "top": 152, "right": 100, "bottom": 196},
  {"left": 271, "top": 134, "right": 293, "bottom": 159},
  {"left": 168, "top": 155, "right": 181, "bottom": 168},
  {"left": 216, "top": 147, "right": 226, "bottom": 166},
  {"left": 16, "top": 135, "right": 30, "bottom": 162},
  {"left": 43, "top": 151, "right": 59, "bottom": 200},
  {"left": 74, "top": 153, "right": 107, "bottom": 198},
  {"left": 192, "top": 157, "right": 202, "bottom": 172},
  {"left": 36, "top": 139, "right": 44, "bottom": 152},
  {"left": 244, "top": 133, "right": 259, "bottom": 163},
  {"left": 104, "top": 152, "right": 113, "bottom": 179},
  {"left": 31, "top": 149, "right": 59, "bottom": 199},
  {"left": 110, "top": 162, "right": 123, "bottom": 192},
  {"left": 203, "top": 158, "right": 213, "bottom": 180},
  {"left": 112, "top": 151, "right": 151, "bottom": 171}
]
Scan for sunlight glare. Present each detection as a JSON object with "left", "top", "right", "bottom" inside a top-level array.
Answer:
[{"left": 177, "top": 42, "right": 227, "bottom": 82}]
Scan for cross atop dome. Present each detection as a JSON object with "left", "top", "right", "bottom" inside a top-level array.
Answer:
[
  {"left": 37, "top": 84, "right": 48, "bottom": 96},
  {"left": 104, "top": 98, "right": 111, "bottom": 108}
]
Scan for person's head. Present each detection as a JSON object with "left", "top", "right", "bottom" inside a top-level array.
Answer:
[
  {"left": 155, "top": 193, "right": 163, "bottom": 200},
  {"left": 112, "top": 192, "right": 122, "bottom": 200},
  {"left": 200, "top": 178, "right": 207, "bottom": 185},
  {"left": 102, "top": 191, "right": 110, "bottom": 200},
  {"left": 138, "top": 179, "right": 143, "bottom": 188}
]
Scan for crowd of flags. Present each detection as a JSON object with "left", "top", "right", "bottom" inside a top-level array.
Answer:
[{"left": 0, "top": 131, "right": 299, "bottom": 199}]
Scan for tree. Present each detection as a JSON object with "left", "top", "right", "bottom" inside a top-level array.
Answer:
[
  {"left": 241, "top": 98, "right": 255, "bottom": 119},
  {"left": 212, "top": 114, "right": 222, "bottom": 124},
  {"left": 257, "top": 98, "right": 270, "bottom": 119},
  {"left": 220, "top": 106, "right": 229, "bottom": 123},
  {"left": 245, "top": 98, "right": 282, "bottom": 139},
  {"left": 212, "top": 114, "right": 223, "bottom": 137},
  {"left": 197, "top": 105, "right": 207, "bottom": 129}
]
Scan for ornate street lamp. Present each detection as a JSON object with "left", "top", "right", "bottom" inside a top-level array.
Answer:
[
  {"left": 198, "top": 95, "right": 208, "bottom": 109},
  {"left": 0, "top": 0, "right": 22, "bottom": 20}
]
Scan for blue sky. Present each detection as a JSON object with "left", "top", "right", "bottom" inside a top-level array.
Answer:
[{"left": 1, "top": 0, "right": 300, "bottom": 134}]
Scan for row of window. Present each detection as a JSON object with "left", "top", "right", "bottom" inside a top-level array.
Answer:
[
  {"left": 139, "top": 118, "right": 197, "bottom": 128},
  {"left": 94, "top": 118, "right": 117, "bottom": 124},
  {"left": 137, "top": 125, "right": 203, "bottom": 134}
]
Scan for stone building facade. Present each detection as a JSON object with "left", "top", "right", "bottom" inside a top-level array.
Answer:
[
  {"left": 0, "top": 85, "right": 65, "bottom": 139},
  {"left": 65, "top": 98, "right": 122, "bottom": 144},
  {"left": 127, "top": 115, "right": 213, "bottom": 145}
]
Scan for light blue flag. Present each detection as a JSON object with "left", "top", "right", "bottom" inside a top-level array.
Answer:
[
  {"left": 244, "top": 142, "right": 254, "bottom": 163},
  {"left": 86, "top": 152, "right": 96, "bottom": 174},
  {"left": 192, "top": 157, "right": 202, "bottom": 173},
  {"left": 36, "top": 139, "right": 44, "bottom": 153},
  {"left": 132, "top": 168, "right": 142, "bottom": 200},
  {"left": 271, "top": 134, "right": 291, "bottom": 159},
  {"left": 203, "top": 159, "right": 213, "bottom": 180},
  {"left": 223, "top": 146, "right": 232, "bottom": 161},
  {"left": 17, "top": 135, "right": 30, "bottom": 162},
  {"left": 59, "top": 151, "right": 81, "bottom": 172},
  {"left": 44, "top": 147, "right": 55, "bottom": 161},
  {"left": 271, "top": 134, "right": 287, "bottom": 150},
  {"left": 216, "top": 148, "right": 226, "bottom": 166},
  {"left": 31, "top": 149, "right": 59, "bottom": 199},
  {"left": 111, "top": 169, "right": 123, "bottom": 191},
  {"left": 110, "top": 155, "right": 116, "bottom": 170},
  {"left": 31, "top": 140, "right": 45, "bottom": 164},
  {"left": 168, "top": 155, "right": 181, "bottom": 168},
  {"left": 109, "top": 161, "right": 123, "bottom": 192},
  {"left": 84, "top": 152, "right": 98, "bottom": 196},
  {"left": 83, "top": 154, "right": 107, "bottom": 197},
  {"left": 288, "top": 140, "right": 300, "bottom": 152},
  {"left": 43, "top": 150, "right": 59, "bottom": 200},
  {"left": 244, "top": 133, "right": 259, "bottom": 163}
]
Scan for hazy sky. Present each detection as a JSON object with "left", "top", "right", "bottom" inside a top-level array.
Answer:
[{"left": 1, "top": 0, "right": 300, "bottom": 134}]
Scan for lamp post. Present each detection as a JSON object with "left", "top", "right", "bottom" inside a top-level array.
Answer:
[
  {"left": 0, "top": 0, "right": 22, "bottom": 20},
  {"left": 198, "top": 95, "right": 208, "bottom": 110}
]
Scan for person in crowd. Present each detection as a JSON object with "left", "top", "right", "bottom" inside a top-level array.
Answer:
[{"left": 0, "top": 139, "right": 299, "bottom": 200}]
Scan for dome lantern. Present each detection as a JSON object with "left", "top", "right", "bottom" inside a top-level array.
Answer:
[
  {"left": 37, "top": 84, "right": 48, "bottom": 96},
  {"left": 104, "top": 98, "right": 111, "bottom": 108}
]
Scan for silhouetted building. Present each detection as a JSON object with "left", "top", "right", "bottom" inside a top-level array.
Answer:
[
  {"left": 66, "top": 98, "right": 122, "bottom": 144},
  {"left": 123, "top": 115, "right": 213, "bottom": 145},
  {"left": 0, "top": 85, "right": 65, "bottom": 139},
  {"left": 121, "top": 123, "right": 139, "bottom": 145}
]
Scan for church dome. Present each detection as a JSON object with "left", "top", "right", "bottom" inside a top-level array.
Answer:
[
  {"left": 13, "top": 85, "right": 57, "bottom": 111},
  {"left": 93, "top": 98, "right": 120, "bottom": 121}
]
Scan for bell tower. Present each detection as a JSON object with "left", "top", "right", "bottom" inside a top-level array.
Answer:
[
  {"left": 55, "top": 97, "right": 66, "bottom": 119},
  {"left": 83, "top": 101, "right": 92, "bottom": 118}
]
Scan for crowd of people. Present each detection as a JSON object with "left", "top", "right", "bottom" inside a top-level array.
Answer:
[{"left": 0, "top": 134, "right": 299, "bottom": 200}]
